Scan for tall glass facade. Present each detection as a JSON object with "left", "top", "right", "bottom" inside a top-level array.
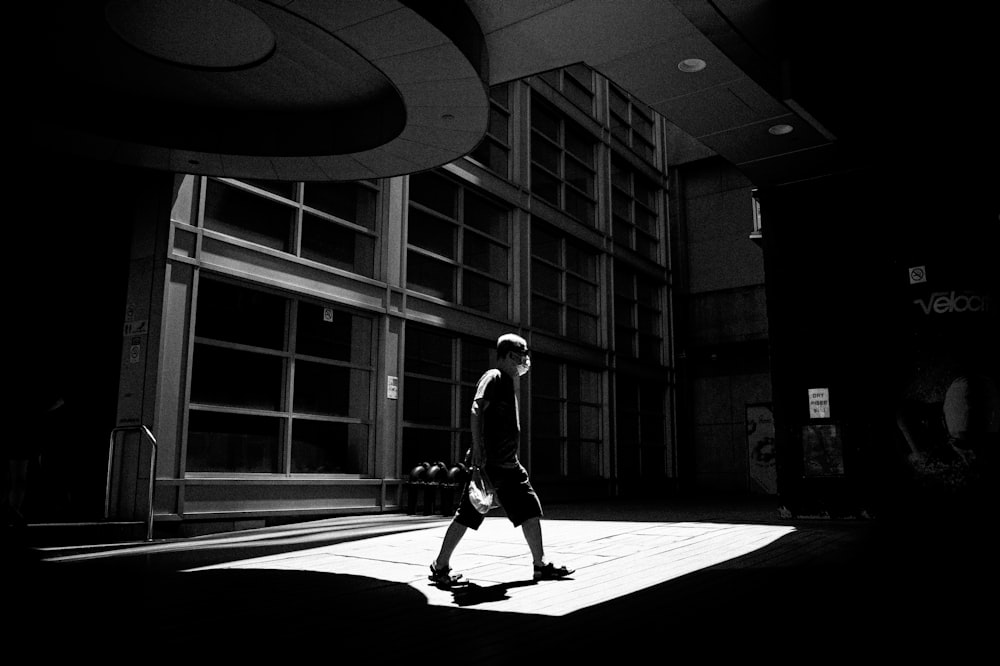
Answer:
[{"left": 150, "top": 65, "right": 675, "bottom": 523}]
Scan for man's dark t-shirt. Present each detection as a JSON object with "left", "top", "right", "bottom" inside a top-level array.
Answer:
[{"left": 475, "top": 369, "right": 520, "bottom": 468}]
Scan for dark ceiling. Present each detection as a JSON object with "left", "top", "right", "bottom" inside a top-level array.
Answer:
[{"left": 14, "top": 1, "right": 999, "bottom": 191}]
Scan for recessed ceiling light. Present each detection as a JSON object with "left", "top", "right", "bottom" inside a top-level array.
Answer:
[
  {"left": 768, "top": 124, "right": 794, "bottom": 135},
  {"left": 677, "top": 58, "right": 706, "bottom": 73}
]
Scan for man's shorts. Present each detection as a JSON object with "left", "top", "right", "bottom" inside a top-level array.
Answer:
[{"left": 454, "top": 463, "right": 543, "bottom": 529}]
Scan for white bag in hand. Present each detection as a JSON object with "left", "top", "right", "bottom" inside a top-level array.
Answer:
[{"left": 468, "top": 467, "right": 497, "bottom": 514}]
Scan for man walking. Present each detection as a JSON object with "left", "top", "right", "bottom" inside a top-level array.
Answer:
[{"left": 429, "top": 333, "right": 574, "bottom": 585}]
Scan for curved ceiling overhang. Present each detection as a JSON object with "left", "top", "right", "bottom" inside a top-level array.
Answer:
[{"left": 26, "top": 0, "right": 490, "bottom": 181}]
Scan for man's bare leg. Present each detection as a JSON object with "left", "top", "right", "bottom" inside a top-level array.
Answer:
[
  {"left": 523, "top": 516, "right": 574, "bottom": 579},
  {"left": 433, "top": 519, "right": 468, "bottom": 570},
  {"left": 521, "top": 516, "right": 545, "bottom": 567}
]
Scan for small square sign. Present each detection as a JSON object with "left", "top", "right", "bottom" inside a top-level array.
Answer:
[
  {"left": 908, "top": 266, "right": 927, "bottom": 285},
  {"left": 808, "top": 387, "right": 831, "bottom": 419}
]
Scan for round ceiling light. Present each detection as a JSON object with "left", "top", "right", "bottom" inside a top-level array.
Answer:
[
  {"left": 677, "top": 58, "right": 707, "bottom": 73},
  {"left": 768, "top": 124, "right": 794, "bottom": 135}
]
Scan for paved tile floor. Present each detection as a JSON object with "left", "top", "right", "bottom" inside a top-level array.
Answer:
[{"left": 5, "top": 497, "right": 993, "bottom": 663}]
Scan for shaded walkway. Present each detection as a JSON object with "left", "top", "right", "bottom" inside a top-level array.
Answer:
[{"left": 5, "top": 497, "right": 993, "bottom": 662}]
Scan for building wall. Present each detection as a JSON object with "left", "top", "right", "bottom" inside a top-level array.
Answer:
[
  {"left": 105, "top": 66, "right": 682, "bottom": 533},
  {"left": 759, "top": 167, "right": 998, "bottom": 518},
  {"left": 10, "top": 156, "right": 147, "bottom": 524},
  {"left": 671, "top": 157, "right": 773, "bottom": 494}
]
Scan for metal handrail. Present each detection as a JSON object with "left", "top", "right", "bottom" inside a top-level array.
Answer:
[{"left": 105, "top": 425, "right": 157, "bottom": 541}]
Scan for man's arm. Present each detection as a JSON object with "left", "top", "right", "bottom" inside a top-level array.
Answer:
[{"left": 470, "top": 397, "right": 489, "bottom": 467}]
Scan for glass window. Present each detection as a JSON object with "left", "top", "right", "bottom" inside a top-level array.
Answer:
[
  {"left": 614, "top": 265, "right": 663, "bottom": 364},
  {"left": 402, "top": 428, "right": 452, "bottom": 473},
  {"left": 532, "top": 295, "right": 561, "bottom": 333},
  {"left": 187, "top": 411, "right": 282, "bottom": 473},
  {"left": 188, "top": 278, "right": 374, "bottom": 476},
  {"left": 195, "top": 279, "right": 286, "bottom": 349},
  {"left": 243, "top": 179, "right": 297, "bottom": 199},
  {"left": 610, "top": 88, "right": 629, "bottom": 120},
  {"left": 203, "top": 179, "right": 294, "bottom": 252},
  {"left": 407, "top": 326, "right": 453, "bottom": 378},
  {"left": 531, "top": 223, "right": 560, "bottom": 263},
  {"left": 403, "top": 376, "right": 452, "bottom": 426},
  {"left": 530, "top": 355, "right": 603, "bottom": 479},
  {"left": 532, "top": 138, "right": 561, "bottom": 174},
  {"left": 565, "top": 126, "right": 594, "bottom": 167},
  {"left": 565, "top": 158, "right": 594, "bottom": 193},
  {"left": 532, "top": 259, "right": 561, "bottom": 298},
  {"left": 530, "top": 94, "right": 597, "bottom": 226},
  {"left": 407, "top": 170, "right": 511, "bottom": 316},
  {"left": 291, "top": 420, "right": 366, "bottom": 474},
  {"left": 407, "top": 208, "right": 457, "bottom": 259},
  {"left": 293, "top": 361, "right": 351, "bottom": 416},
  {"left": 566, "top": 241, "right": 597, "bottom": 280},
  {"left": 463, "top": 271, "right": 508, "bottom": 319},
  {"left": 402, "top": 326, "right": 493, "bottom": 471},
  {"left": 530, "top": 165, "right": 561, "bottom": 208},
  {"left": 202, "top": 177, "right": 379, "bottom": 278},
  {"left": 468, "top": 83, "right": 511, "bottom": 177},
  {"left": 406, "top": 252, "right": 455, "bottom": 302},
  {"left": 190, "top": 345, "right": 284, "bottom": 411},
  {"left": 463, "top": 233, "right": 506, "bottom": 276},
  {"left": 301, "top": 213, "right": 375, "bottom": 275},
  {"left": 296, "top": 303, "right": 351, "bottom": 361},
  {"left": 409, "top": 171, "right": 457, "bottom": 218},
  {"left": 303, "top": 181, "right": 377, "bottom": 229},
  {"left": 565, "top": 274, "right": 597, "bottom": 309},
  {"left": 530, "top": 220, "right": 600, "bottom": 345},
  {"left": 608, "top": 84, "right": 658, "bottom": 164},
  {"left": 532, "top": 100, "right": 560, "bottom": 141},
  {"left": 540, "top": 64, "right": 595, "bottom": 114},
  {"left": 464, "top": 191, "right": 509, "bottom": 241},
  {"left": 614, "top": 375, "right": 668, "bottom": 480},
  {"left": 610, "top": 155, "right": 661, "bottom": 261}
]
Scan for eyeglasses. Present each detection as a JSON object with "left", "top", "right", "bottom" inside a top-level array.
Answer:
[{"left": 512, "top": 350, "right": 530, "bottom": 362}]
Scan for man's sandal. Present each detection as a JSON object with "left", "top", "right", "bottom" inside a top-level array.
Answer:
[
  {"left": 533, "top": 562, "right": 574, "bottom": 580},
  {"left": 429, "top": 562, "right": 463, "bottom": 587}
]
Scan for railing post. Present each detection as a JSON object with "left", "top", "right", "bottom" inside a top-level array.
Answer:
[{"left": 106, "top": 425, "right": 157, "bottom": 541}]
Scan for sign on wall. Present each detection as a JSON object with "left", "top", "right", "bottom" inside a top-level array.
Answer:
[{"left": 808, "top": 387, "right": 830, "bottom": 419}]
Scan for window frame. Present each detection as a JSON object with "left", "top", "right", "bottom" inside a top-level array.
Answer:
[
  {"left": 401, "top": 326, "right": 493, "bottom": 471},
  {"left": 405, "top": 170, "right": 513, "bottom": 318},
  {"left": 609, "top": 84, "right": 657, "bottom": 164},
  {"left": 530, "top": 219, "right": 602, "bottom": 345},
  {"left": 614, "top": 265, "right": 664, "bottom": 364},
  {"left": 200, "top": 177, "right": 381, "bottom": 278},
  {"left": 530, "top": 355, "right": 605, "bottom": 480},
  {"left": 186, "top": 275, "right": 376, "bottom": 477},
  {"left": 530, "top": 93, "right": 598, "bottom": 227},
  {"left": 611, "top": 154, "right": 662, "bottom": 261},
  {"left": 467, "top": 83, "right": 512, "bottom": 178}
]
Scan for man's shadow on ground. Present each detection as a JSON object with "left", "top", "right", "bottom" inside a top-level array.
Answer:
[{"left": 441, "top": 577, "right": 572, "bottom": 606}]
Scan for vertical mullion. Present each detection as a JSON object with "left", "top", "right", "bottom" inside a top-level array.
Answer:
[
  {"left": 558, "top": 235, "right": 567, "bottom": 337},
  {"left": 451, "top": 335, "right": 461, "bottom": 464},
  {"left": 284, "top": 298, "right": 297, "bottom": 475},
  {"left": 292, "top": 181, "right": 304, "bottom": 257},
  {"left": 456, "top": 187, "right": 465, "bottom": 308},
  {"left": 560, "top": 362, "right": 568, "bottom": 476}
]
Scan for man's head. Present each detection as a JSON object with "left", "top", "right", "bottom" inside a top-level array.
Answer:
[{"left": 497, "top": 333, "right": 530, "bottom": 377}]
